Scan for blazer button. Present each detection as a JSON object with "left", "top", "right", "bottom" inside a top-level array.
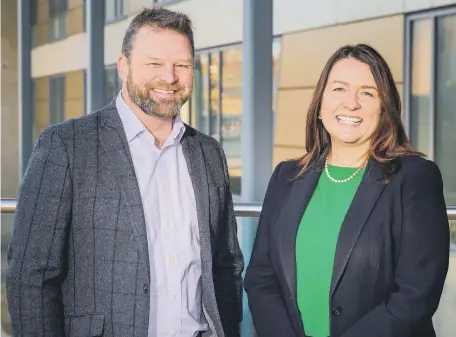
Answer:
[
  {"left": 143, "top": 284, "right": 148, "bottom": 293},
  {"left": 331, "top": 306, "right": 342, "bottom": 316}
]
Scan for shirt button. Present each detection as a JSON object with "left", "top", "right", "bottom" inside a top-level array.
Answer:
[
  {"left": 173, "top": 295, "right": 177, "bottom": 300},
  {"left": 143, "top": 284, "right": 148, "bottom": 293},
  {"left": 172, "top": 330, "right": 179, "bottom": 335},
  {"left": 169, "top": 257, "right": 175, "bottom": 263}
]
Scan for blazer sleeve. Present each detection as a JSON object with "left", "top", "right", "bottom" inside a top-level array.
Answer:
[
  {"left": 244, "top": 162, "right": 298, "bottom": 337},
  {"left": 6, "top": 127, "right": 72, "bottom": 337},
  {"left": 341, "top": 159, "right": 450, "bottom": 337},
  {"left": 212, "top": 143, "right": 245, "bottom": 337}
]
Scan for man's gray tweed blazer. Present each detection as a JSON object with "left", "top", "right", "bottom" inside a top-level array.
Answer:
[{"left": 6, "top": 100, "right": 244, "bottom": 337}]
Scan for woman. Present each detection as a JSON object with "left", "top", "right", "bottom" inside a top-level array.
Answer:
[{"left": 244, "top": 44, "right": 450, "bottom": 337}]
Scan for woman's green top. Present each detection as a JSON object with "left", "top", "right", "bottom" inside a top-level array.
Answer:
[{"left": 296, "top": 164, "right": 365, "bottom": 337}]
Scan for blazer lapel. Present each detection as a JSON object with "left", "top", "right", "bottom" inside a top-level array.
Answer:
[
  {"left": 99, "top": 102, "right": 150, "bottom": 281},
  {"left": 180, "top": 132, "right": 213, "bottom": 271},
  {"left": 330, "top": 159, "right": 386, "bottom": 297},
  {"left": 274, "top": 159, "right": 323, "bottom": 300}
]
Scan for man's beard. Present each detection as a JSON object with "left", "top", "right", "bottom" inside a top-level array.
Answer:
[{"left": 126, "top": 72, "right": 192, "bottom": 120}]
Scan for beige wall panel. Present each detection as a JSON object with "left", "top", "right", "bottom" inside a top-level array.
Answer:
[
  {"left": 37, "top": 0, "right": 49, "bottom": 24},
  {"left": 275, "top": 89, "right": 314, "bottom": 148},
  {"left": 104, "top": 18, "right": 132, "bottom": 65},
  {"left": 35, "top": 22, "right": 50, "bottom": 46},
  {"left": 335, "top": 0, "right": 402, "bottom": 23},
  {"left": 65, "top": 70, "right": 84, "bottom": 100},
  {"left": 34, "top": 100, "right": 50, "bottom": 138},
  {"left": 128, "top": 0, "right": 154, "bottom": 15},
  {"left": 32, "top": 33, "right": 86, "bottom": 77},
  {"left": 1, "top": 0, "right": 19, "bottom": 197},
  {"left": 65, "top": 100, "right": 85, "bottom": 120},
  {"left": 432, "top": 0, "right": 456, "bottom": 7},
  {"left": 280, "top": 15, "right": 404, "bottom": 89},
  {"left": 273, "top": 146, "right": 305, "bottom": 168},
  {"left": 274, "top": 0, "right": 337, "bottom": 35},
  {"left": 68, "top": 0, "right": 83, "bottom": 10},
  {"left": 34, "top": 77, "right": 50, "bottom": 100},
  {"left": 67, "top": 6, "right": 84, "bottom": 36},
  {"left": 404, "top": 0, "right": 432, "bottom": 11}
]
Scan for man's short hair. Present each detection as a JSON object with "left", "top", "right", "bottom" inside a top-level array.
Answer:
[{"left": 121, "top": 6, "right": 195, "bottom": 61}]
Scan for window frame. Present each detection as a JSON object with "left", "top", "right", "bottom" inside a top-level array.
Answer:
[
  {"left": 404, "top": 5, "right": 456, "bottom": 158},
  {"left": 405, "top": 5, "right": 456, "bottom": 207},
  {"left": 189, "top": 37, "right": 283, "bottom": 197}
]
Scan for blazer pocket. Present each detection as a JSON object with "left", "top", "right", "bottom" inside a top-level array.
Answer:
[{"left": 65, "top": 313, "right": 105, "bottom": 337}]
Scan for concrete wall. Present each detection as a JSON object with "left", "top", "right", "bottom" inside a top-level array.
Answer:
[{"left": 1, "top": 1, "right": 19, "bottom": 198}]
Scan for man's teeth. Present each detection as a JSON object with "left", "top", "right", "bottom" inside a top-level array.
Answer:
[
  {"left": 336, "top": 115, "right": 362, "bottom": 125},
  {"left": 153, "top": 89, "right": 174, "bottom": 94}
]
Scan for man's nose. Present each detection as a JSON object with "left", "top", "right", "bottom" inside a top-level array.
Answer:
[{"left": 159, "top": 65, "right": 178, "bottom": 84}]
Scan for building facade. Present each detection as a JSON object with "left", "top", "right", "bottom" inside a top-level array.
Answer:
[{"left": 1, "top": 0, "right": 456, "bottom": 336}]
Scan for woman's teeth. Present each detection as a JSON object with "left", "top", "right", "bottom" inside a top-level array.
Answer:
[{"left": 336, "top": 115, "right": 362, "bottom": 125}]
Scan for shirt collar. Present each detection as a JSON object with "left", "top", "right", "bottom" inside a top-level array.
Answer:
[{"left": 116, "top": 91, "right": 186, "bottom": 144}]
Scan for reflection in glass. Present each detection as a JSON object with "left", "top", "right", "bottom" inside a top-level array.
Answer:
[
  {"left": 209, "top": 53, "right": 220, "bottom": 140},
  {"left": 192, "top": 54, "right": 209, "bottom": 135},
  {"left": 435, "top": 14, "right": 456, "bottom": 206},
  {"left": 410, "top": 19, "right": 432, "bottom": 156},
  {"left": 105, "top": 67, "right": 120, "bottom": 105},
  {"left": 222, "top": 48, "right": 243, "bottom": 195},
  {"left": 190, "top": 40, "right": 281, "bottom": 197}
]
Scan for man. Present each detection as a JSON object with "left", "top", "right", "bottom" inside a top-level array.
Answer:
[{"left": 6, "top": 7, "right": 243, "bottom": 337}]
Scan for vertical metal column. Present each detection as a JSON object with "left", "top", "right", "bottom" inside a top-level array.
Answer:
[
  {"left": 241, "top": 0, "right": 274, "bottom": 202},
  {"left": 86, "top": 0, "right": 105, "bottom": 113},
  {"left": 240, "top": 0, "right": 274, "bottom": 336},
  {"left": 18, "top": 0, "right": 33, "bottom": 176}
]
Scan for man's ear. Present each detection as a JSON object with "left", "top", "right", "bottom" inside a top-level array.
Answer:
[{"left": 117, "top": 55, "right": 128, "bottom": 82}]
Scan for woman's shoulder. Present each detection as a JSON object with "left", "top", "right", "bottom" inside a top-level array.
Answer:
[
  {"left": 395, "top": 155, "right": 443, "bottom": 183},
  {"left": 274, "top": 159, "right": 302, "bottom": 181}
]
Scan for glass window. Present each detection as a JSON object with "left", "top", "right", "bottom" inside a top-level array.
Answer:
[
  {"left": 410, "top": 19, "right": 433, "bottom": 155},
  {"left": 192, "top": 54, "right": 210, "bottom": 134},
  {"left": 407, "top": 10, "right": 456, "bottom": 206},
  {"left": 49, "top": 75, "right": 66, "bottom": 125},
  {"left": 407, "top": 9, "right": 456, "bottom": 337},
  {"left": 105, "top": 0, "right": 125, "bottom": 23},
  {"left": 190, "top": 39, "right": 282, "bottom": 197},
  {"left": 435, "top": 14, "right": 456, "bottom": 206},
  {"left": 221, "top": 48, "right": 243, "bottom": 195},
  {"left": 105, "top": 66, "right": 121, "bottom": 105},
  {"left": 49, "top": 0, "right": 68, "bottom": 41}
]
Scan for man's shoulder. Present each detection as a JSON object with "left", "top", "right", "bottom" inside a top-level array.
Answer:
[
  {"left": 39, "top": 108, "right": 109, "bottom": 142},
  {"left": 183, "top": 124, "right": 224, "bottom": 154}
]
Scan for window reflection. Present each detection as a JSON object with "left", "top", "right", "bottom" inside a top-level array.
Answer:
[
  {"left": 435, "top": 14, "right": 456, "bottom": 206},
  {"left": 190, "top": 39, "right": 282, "bottom": 196}
]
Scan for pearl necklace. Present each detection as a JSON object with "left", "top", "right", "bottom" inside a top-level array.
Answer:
[{"left": 324, "top": 157, "right": 367, "bottom": 183}]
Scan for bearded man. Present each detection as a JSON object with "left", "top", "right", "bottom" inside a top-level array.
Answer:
[{"left": 6, "top": 7, "right": 243, "bottom": 337}]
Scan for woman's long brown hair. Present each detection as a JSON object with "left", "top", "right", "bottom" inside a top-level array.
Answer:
[{"left": 295, "top": 44, "right": 423, "bottom": 179}]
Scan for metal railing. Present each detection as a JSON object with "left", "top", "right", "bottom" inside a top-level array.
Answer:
[{"left": 1, "top": 198, "right": 456, "bottom": 220}]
